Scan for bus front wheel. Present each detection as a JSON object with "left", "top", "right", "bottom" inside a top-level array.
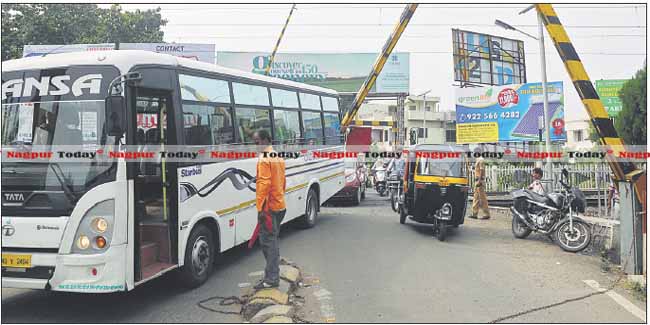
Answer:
[
  {"left": 297, "top": 189, "right": 319, "bottom": 229},
  {"left": 179, "top": 224, "right": 214, "bottom": 288}
]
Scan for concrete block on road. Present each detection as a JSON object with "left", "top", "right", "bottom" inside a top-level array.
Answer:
[
  {"left": 250, "top": 305, "right": 294, "bottom": 323},
  {"left": 278, "top": 279, "right": 291, "bottom": 294},
  {"left": 251, "top": 288, "right": 289, "bottom": 305},
  {"left": 263, "top": 315, "right": 294, "bottom": 323},
  {"left": 280, "top": 265, "right": 301, "bottom": 283}
]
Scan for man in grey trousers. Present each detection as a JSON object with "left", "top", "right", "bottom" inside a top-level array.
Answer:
[{"left": 252, "top": 130, "right": 287, "bottom": 289}]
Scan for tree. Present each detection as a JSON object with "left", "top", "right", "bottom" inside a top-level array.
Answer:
[
  {"left": 1, "top": 4, "right": 167, "bottom": 61},
  {"left": 615, "top": 65, "right": 647, "bottom": 145},
  {"left": 587, "top": 124, "right": 601, "bottom": 144}
]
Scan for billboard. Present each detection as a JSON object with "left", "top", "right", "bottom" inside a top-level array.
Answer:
[
  {"left": 455, "top": 82, "right": 566, "bottom": 144},
  {"left": 23, "top": 43, "right": 115, "bottom": 57},
  {"left": 22, "top": 43, "right": 215, "bottom": 63},
  {"left": 595, "top": 79, "right": 628, "bottom": 117},
  {"left": 452, "top": 29, "right": 526, "bottom": 86},
  {"left": 217, "top": 52, "right": 409, "bottom": 93},
  {"left": 120, "top": 43, "right": 215, "bottom": 63}
]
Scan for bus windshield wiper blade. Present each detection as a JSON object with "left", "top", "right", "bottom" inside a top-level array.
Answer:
[{"left": 49, "top": 163, "right": 78, "bottom": 204}]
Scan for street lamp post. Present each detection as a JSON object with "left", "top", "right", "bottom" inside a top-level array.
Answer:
[
  {"left": 416, "top": 90, "right": 431, "bottom": 144},
  {"left": 495, "top": 13, "right": 552, "bottom": 177}
]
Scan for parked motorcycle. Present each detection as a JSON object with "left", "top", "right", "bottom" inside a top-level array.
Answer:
[{"left": 510, "top": 168, "right": 591, "bottom": 252}]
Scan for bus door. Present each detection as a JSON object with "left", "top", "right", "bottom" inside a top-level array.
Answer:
[{"left": 131, "top": 87, "right": 178, "bottom": 282}]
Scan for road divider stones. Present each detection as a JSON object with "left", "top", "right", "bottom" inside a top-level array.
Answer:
[{"left": 241, "top": 258, "right": 305, "bottom": 323}]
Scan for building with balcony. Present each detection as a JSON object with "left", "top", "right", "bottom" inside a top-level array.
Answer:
[{"left": 404, "top": 95, "right": 457, "bottom": 144}]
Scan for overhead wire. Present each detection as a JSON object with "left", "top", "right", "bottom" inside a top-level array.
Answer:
[
  {"left": 165, "top": 23, "right": 646, "bottom": 29},
  {"left": 158, "top": 5, "right": 646, "bottom": 10}
]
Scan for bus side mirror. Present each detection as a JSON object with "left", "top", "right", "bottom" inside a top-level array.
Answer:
[{"left": 105, "top": 95, "right": 126, "bottom": 137}]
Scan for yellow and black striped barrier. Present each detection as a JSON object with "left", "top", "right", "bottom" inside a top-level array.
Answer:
[
  {"left": 341, "top": 4, "right": 418, "bottom": 128},
  {"left": 265, "top": 4, "right": 297, "bottom": 76},
  {"left": 353, "top": 120, "right": 395, "bottom": 127},
  {"left": 536, "top": 4, "right": 645, "bottom": 206},
  {"left": 536, "top": 5, "right": 637, "bottom": 177}
]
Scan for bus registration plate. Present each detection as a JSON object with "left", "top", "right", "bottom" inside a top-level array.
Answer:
[{"left": 1, "top": 254, "right": 31, "bottom": 268}]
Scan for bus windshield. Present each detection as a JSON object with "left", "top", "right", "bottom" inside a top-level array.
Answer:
[
  {"left": 1, "top": 66, "right": 119, "bottom": 215},
  {"left": 1, "top": 100, "right": 116, "bottom": 210}
]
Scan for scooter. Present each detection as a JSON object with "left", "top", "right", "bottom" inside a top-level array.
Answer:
[{"left": 374, "top": 168, "right": 387, "bottom": 197}]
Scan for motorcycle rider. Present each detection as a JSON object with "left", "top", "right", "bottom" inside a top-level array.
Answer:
[
  {"left": 387, "top": 156, "right": 405, "bottom": 178},
  {"left": 528, "top": 167, "right": 546, "bottom": 195}
]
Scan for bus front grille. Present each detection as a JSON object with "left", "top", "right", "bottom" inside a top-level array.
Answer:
[{"left": 2, "top": 266, "right": 55, "bottom": 280}]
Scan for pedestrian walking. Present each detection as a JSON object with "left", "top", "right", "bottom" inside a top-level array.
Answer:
[
  {"left": 470, "top": 147, "right": 490, "bottom": 219},
  {"left": 249, "top": 129, "right": 287, "bottom": 289}
]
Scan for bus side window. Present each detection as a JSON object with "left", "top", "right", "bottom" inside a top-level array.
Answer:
[
  {"left": 273, "top": 109, "right": 301, "bottom": 145},
  {"left": 181, "top": 103, "right": 234, "bottom": 145},
  {"left": 323, "top": 112, "right": 341, "bottom": 145},
  {"left": 301, "top": 111, "right": 323, "bottom": 145},
  {"left": 235, "top": 107, "right": 271, "bottom": 144}
]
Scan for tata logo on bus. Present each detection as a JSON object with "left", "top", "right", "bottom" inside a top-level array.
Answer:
[
  {"left": 3, "top": 193, "right": 25, "bottom": 202},
  {"left": 2, "top": 74, "right": 103, "bottom": 100},
  {"left": 497, "top": 88, "right": 519, "bottom": 108}
]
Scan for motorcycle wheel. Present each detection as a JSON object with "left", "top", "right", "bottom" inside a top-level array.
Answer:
[
  {"left": 555, "top": 220, "right": 591, "bottom": 253},
  {"left": 511, "top": 216, "right": 532, "bottom": 239},
  {"left": 399, "top": 205, "right": 407, "bottom": 224},
  {"left": 435, "top": 223, "right": 448, "bottom": 242},
  {"left": 390, "top": 190, "right": 398, "bottom": 212}
]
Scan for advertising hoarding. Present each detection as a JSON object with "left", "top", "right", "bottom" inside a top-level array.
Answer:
[
  {"left": 455, "top": 82, "right": 566, "bottom": 144},
  {"left": 23, "top": 43, "right": 215, "bottom": 63},
  {"left": 595, "top": 79, "right": 628, "bottom": 117},
  {"left": 120, "top": 43, "right": 215, "bottom": 63},
  {"left": 452, "top": 29, "right": 526, "bottom": 86},
  {"left": 217, "top": 52, "right": 409, "bottom": 93},
  {"left": 22, "top": 43, "right": 115, "bottom": 57}
]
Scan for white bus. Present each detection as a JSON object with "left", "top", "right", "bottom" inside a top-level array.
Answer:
[{"left": 1, "top": 50, "right": 345, "bottom": 292}]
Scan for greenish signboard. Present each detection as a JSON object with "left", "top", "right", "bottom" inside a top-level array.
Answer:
[{"left": 595, "top": 79, "right": 628, "bottom": 117}]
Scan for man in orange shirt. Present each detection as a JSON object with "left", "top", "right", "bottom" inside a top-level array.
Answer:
[{"left": 252, "top": 129, "right": 287, "bottom": 289}]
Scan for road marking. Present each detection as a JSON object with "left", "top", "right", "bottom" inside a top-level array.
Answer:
[
  {"left": 583, "top": 280, "right": 646, "bottom": 321},
  {"left": 248, "top": 270, "right": 264, "bottom": 277},
  {"left": 312, "top": 286, "right": 335, "bottom": 322}
]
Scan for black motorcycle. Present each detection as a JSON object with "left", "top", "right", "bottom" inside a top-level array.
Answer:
[
  {"left": 388, "top": 171, "right": 403, "bottom": 212},
  {"left": 510, "top": 168, "right": 591, "bottom": 252}
]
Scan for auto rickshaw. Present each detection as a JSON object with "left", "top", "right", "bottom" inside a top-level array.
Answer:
[{"left": 398, "top": 144, "right": 469, "bottom": 241}]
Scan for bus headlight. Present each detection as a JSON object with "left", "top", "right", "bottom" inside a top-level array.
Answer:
[
  {"left": 91, "top": 217, "right": 109, "bottom": 233},
  {"left": 77, "top": 235, "right": 90, "bottom": 250},
  {"left": 71, "top": 199, "right": 115, "bottom": 254}
]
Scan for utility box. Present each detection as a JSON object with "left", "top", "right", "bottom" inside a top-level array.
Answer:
[{"left": 619, "top": 181, "right": 643, "bottom": 275}]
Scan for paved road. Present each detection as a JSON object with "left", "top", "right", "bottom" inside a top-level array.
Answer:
[{"left": 2, "top": 191, "right": 645, "bottom": 323}]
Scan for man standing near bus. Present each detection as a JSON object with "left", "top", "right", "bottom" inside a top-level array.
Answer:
[{"left": 252, "top": 129, "right": 287, "bottom": 289}]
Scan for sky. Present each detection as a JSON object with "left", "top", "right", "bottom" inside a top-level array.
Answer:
[{"left": 113, "top": 3, "right": 647, "bottom": 122}]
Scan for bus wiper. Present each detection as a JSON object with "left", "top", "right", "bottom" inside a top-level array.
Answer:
[{"left": 50, "top": 163, "right": 78, "bottom": 204}]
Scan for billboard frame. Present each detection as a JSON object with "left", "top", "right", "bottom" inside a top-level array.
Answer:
[{"left": 452, "top": 28, "right": 527, "bottom": 87}]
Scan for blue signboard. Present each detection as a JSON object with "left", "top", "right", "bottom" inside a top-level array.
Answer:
[{"left": 455, "top": 82, "right": 566, "bottom": 144}]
